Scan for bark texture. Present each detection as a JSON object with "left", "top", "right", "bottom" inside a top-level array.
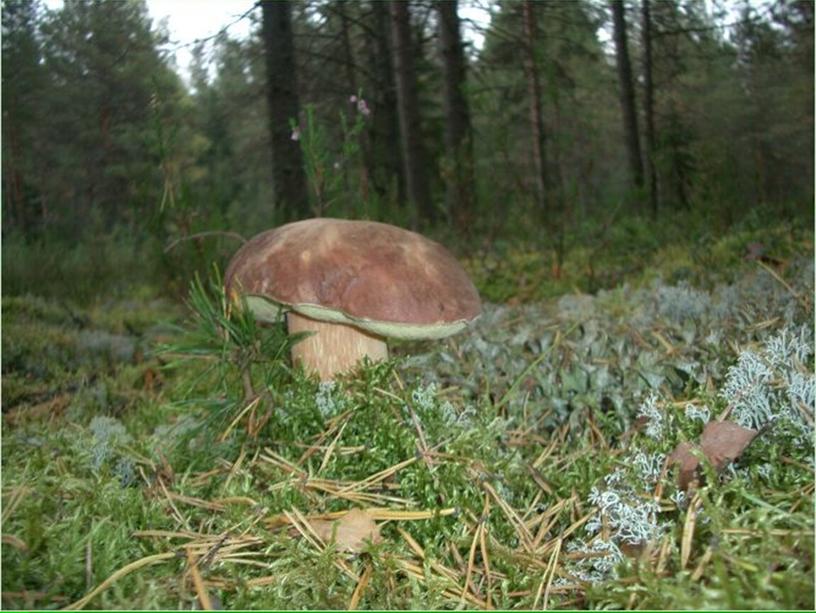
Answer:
[
  {"left": 522, "top": 0, "right": 549, "bottom": 214},
  {"left": 641, "top": 0, "right": 659, "bottom": 215},
  {"left": 611, "top": 0, "right": 644, "bottom": 190},
  {"left": 390, "top": 0, "right": 434, "bottom": 226},
  {"left": 438, "top": 0, "right": 475, "bottom": 231},
  {"left": 261, "top": 0, "right": 309, "bottom": 219}
]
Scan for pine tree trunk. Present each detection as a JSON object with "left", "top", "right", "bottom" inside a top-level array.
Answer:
[
  {"left": 261, "top": 0, "right": 309, "bottom": 219},
  {"left": 368, "top": 0, "right": 405, "bottom": 204},
  {"left": 390, "top": 0, "right": 434, "bottom": 226},
  {"left": 336, "top": 2, "right": 357, "bottom": 91},
  {"left": 641, "top": 0, "right": 659, "bottom": 216},
  {"left": 437, "top": 0, "right": 474, "bottom": 232},
  {"left": 611, "top": 0, "right": 644, "bottom": 191},
  {"left": 522, "top": 0, "right": 549, "bottom": 215}
]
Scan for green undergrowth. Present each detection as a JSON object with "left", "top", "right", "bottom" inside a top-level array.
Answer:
[
  {"left": 465, "top": 205, "right": 813, "bottom": 303},
  {"left": 2, "top": 215, "right": 814, "bottom": 610}
]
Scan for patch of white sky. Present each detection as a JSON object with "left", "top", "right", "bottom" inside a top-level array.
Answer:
[
  {"left": 44, "top": 0, "right": 493, "bottom": 87},
  {"left": 41, "top": 0, "right": 775, "bottom": 88}
]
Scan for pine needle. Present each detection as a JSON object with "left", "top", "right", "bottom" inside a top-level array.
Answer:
[
  {"left": 348, "top": 562, "right": 373, "bottom": 610},
  {"left": 64, "top": 552, "right": 176, "bottom": 610}
]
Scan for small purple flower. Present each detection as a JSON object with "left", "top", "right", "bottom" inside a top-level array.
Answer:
[
  {"left": 356, "top": 98, "right": 371, "bottom": 117},
  {"left": 349, "top": 94, "right": 358, "bottom": 104},
  {"left": 291, "top": 126, "right": 300, "bottom": 141}
]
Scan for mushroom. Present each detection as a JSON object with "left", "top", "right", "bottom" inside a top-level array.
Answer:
[{"left": 225, "top": 218, "right": 481, "bottom": 380}]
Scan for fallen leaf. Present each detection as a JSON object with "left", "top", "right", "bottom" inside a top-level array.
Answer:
[
  {"left": 668, "top": 442, "right": 700, "bottom": 491},
  {"left": 700, "top": 421, "right": 759, "bottom": 469},
  {"left": 307, "top": 509, "right": 382, "bottom": 553},
  {"left": 669, "top": 421, "right": 759, "bottom": 491}
]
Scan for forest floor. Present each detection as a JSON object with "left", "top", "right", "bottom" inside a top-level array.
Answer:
[{"left": 2, "top": 216, "right": 814, "bottom": 610}]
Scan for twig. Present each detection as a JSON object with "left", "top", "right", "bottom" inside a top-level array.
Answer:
[
  {"left": 186, "top": 549, "right": 214, "bottom": 611},
  {"left": 64, "top": 552, "right": 177, "bottom": 610},
  {"left": 756, "top": 260, "right": 810, "bottom": 310},
  {"left": 164, "top": 231, "right": 246, "bottom": 253}
]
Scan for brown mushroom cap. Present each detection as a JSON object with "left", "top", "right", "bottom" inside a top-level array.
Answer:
[{"left": 225, "top": 218, "right": 481, "bottom": 340}]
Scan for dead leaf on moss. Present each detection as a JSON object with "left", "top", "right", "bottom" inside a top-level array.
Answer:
[
  {"left": 669, "top": 421, "right": 759, "bottom": 491},
  {"left": 307, "top": 509, "right": 382, "bottom": 553},
  {"left": 669, "top": 442, "right": 700, "bottom": 491}
]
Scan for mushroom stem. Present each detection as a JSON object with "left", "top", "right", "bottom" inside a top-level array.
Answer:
[{"left": 287, "top": 311, "right": 388, "bottom": 381}]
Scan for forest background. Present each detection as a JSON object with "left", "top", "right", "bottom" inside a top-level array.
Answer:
[
  {"left": 3, "top": 0, "right": 813, "bottom": 301},
  {"left": 1, "top": 0, "right": 814, "bottom": 610}
]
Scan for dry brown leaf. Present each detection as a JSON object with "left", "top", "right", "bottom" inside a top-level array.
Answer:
[
  {"left": 668, "top": 442, "right": 700, "bottom": 491},
  {"left": 307, "top": 509, "right": 382, "bottom": 553},
  {"left": 669, "top": 421, "right": 759, "bottom": 491},
  {"left": 700, "top": 421, "right": 759, "bottom": 468}
]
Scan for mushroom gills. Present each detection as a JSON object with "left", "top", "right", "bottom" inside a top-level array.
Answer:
[{"left": 287, "top": 311, "right": 388, "bottom": 381}]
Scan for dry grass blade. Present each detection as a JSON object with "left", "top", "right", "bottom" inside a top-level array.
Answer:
[
  {"left": 285, "top": 509, "right": 357, "bottom": 580},
  {"left": 756, "top": 260, "right": 810, "bottom": 309},
  {"left": 156, "top": 477, "right": 191, "bottom": 530},
  {"left": 261, "top": 448, "right": 306, "bottom": 475},
  {"left": 542, "top": 538, "right": 562, "bottom": 610},
  {"left": 284, "top": 509, "right": 325, "bottom": 551},
  {"left": 396, "top": 528, "right": 461, "bottom": 584},
  {"left": 480, "top": 499, "right": 493, "bottom": 609},
  {"left": 297, "top": 409, "right": 354, "bottom": 466},
  {"left": 460, "top": 519, "right": 483, "bottom": 603},
  {"left": 691, "top": 546, "right": 713, "bottom": 581},
  {"left": 481, "top": 481, "right": 535, "bottom": 552},
  {"left": 219, "top": 396, "right": 261, "bottom": 442},
  {"left": 63, "top": 552, "right": 176, "bottom": 610},
  {"left": 2, "top": 486, "right": 30, "bottom": 523},
  {"left": 2, "top": 534, "right": 28, "bottom": 551},
  {"left": 394, "top": 559, "right": 488, "bottom": 609},
  {"left": 397, "top": 527, "right": 425, "bottom": 559},
  {"left": 348, "top": 562, "right": 373, "bottom": 610},
  {"left": 133, "top": 529, "right": 201, "bottom": 539},
  {"left": 680, "top": 493, "right": 702, "bottom": 569},
  {"left": 655, "top": 535, "right": 672, "bottom": 575},
  {"left": 531, "top": 497, "right": 572, "bottom": 549},
  {"left": 222, "top": 446, "right": 247, "bottom": 490},
  {"left": 335, "top": 456, "right": 418, "bottom": 495},
  {"left": 318, "top": 419, "right": 349, "bottom": 474},
  {"left": 168, "top": 491, "right": 226, "bottom": 512},
  {"left": 185, "top": 549, "right": 213, "bottom": 611}
]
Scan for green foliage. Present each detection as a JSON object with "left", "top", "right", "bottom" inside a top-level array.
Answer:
[
  {"left": 3, "top": 218, "right": 813, "bottom": 609},
  {"left": 1, "top": 0, "right": 814, "bottom": 609},
  {"left": 158, "top": 267, "right": 297, "bottom": 436}
]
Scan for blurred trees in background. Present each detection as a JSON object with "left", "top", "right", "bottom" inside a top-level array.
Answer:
[{"left": 2, "top": 0, "right": 813, "bottom": 275}]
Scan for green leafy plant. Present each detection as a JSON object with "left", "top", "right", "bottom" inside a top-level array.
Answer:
[
  {"left": 159, "top": 265, "right": 301, "bottom": 438},
  {"left": 293, "top": 93, "right": 370, "bottom": 217}
]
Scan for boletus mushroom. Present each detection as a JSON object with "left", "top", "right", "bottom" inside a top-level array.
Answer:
[{"left": 225, "top": 218, "right": 481, "bottom": 380}]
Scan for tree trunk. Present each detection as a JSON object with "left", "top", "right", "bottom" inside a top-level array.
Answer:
[
  {"left": 367, "top": 0, "right": 405, "bottom": 204},
  {"left": 437, "top": 0, "right": 474, "bottom": 232},
  {"left": 390, "top": 0, "right": 434, "bottom": 226},
  {"left": 336, "top": 2, "right": 357, "bottom": 92},
  {"left": 611, "top": 0, "right": 644, "bottom": 191},
  {"left": 641, "top": 0, "right": 659, "bottom": 216},
  {"left": 522, "top": 0, "right": 548, "bottom": 215},
  {"left": 261, "top": 0, "right": 309, "bottom": 219}
]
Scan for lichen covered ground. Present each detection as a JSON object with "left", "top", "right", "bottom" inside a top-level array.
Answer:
[{"left": 2, "top": 250, "right": 814, "bottom": 609}]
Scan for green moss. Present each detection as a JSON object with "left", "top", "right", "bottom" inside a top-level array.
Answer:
[{"left": 2, "top": 215, "right": 813, "bottom": 610}]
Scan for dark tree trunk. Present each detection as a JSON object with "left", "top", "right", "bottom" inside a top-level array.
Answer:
[
  {"left": 611, "top": 0, "right": 644, "bottom": 191},
  {"left": 522, "top": 0, "right": 549, "bottom": 215},
  {"left": 641, "top": 0, "right": 659, "bottom": 216},
  {"left": 367, "top": 0, "right": 405, "bottom": 204},
  {"left": 336, "top": 2, "right": 357, "bottom": 91},
  {"left": 437, "top": 0, "right": 474, "bottom": 232},
  {"left": 390, "top": 0, "right": 434, "bottom": 226},
  {"left": 261, "top": 0, "right": 309, "bottom": 219}
]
